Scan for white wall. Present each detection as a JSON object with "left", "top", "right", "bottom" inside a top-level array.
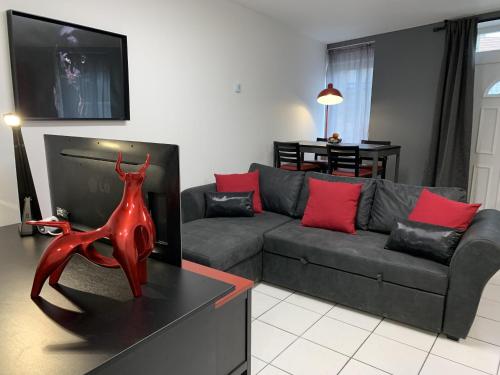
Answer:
[{"left": 0, "top": 0, "right": 325, "bottom": 226}]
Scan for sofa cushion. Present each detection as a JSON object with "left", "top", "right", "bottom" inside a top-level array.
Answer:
[
  {"left": 249, "top": 163, "right": 305, "bottom": 217},
  {"left": 368, "top": 180, "right": 467, "bottom": 234},
  {"left": 302, "top": 179, "right": 362, "bottom": 234},
  {"left": 385, "top": 219, "right": 463, "bottom": 265},
  {"left": 295, "top": 172, "right": 377, "bottom": 229},
  {"left": 408, "top": 189, "right": 480, "bottom": 230},
  {"left": 182, "top": 211, "right": 292, "bottom": 270},
  {"left": 215, "top": 170, "right": 263, "bottom": 212},
  {"left": 263, "top": 220, "right": 449, "bottom": 295}
]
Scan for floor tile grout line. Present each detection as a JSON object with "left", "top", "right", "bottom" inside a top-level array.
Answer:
[
  {"left": 253, "top": 284, "right": 293, "bottom": 301},
  {"left": 476, "top": 313, "right": 500, "bottom": 324},
  {"left": 348, "top": 358, "right": 393, "bottom": 375},
  {"left": 252, "top": 294, "right": 282, "bottom": 320},
  {"left": 256, "top": 288, "right": 336, "bottom": 316},
  {"left": 255, "top": 294, "right": 339, "bottom": 373},
  {"left": 417, "top": 335, "right": 438, "bottom": 375},
  {"left": 480, "top": 296, "right": 500, "bottom": 304},
  {"left": 322, "top": 314, "right": 378, "bottom": 333},
  {"left": 294, "top": 335, "right": 392, "bottom": 374},
  {"left": 256, "top": 363, "right": 294, "bottom": 375},
  {"left": 337, "top": 317, "right": 386, "bottom": 374},
  {"left": 253, "top": 283, "right": 500, "bottom": 375},
  {"left": 429, "top": 352, "right": 496, "bottom": 375},
  {"left": 370, "top": 331, "right": 436, "bottom": 353},
  {"left": 254, "top": 301, "right": 392, "bottom": 374},
  {"left": 467, "top": 334, "right": 500, "bottom": 348},
  {"left": 282, "top": 298, "right": 336, "bottom": 315}
]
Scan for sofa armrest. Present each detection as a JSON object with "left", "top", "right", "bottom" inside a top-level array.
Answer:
[
  {"left": 181, "top": 183, "right": 216, "bottom": 223},
  {"left": 443, "top": 209, "right": 500, "bottom": 339}
]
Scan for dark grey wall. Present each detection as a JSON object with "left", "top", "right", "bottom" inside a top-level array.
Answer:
[{"left": 328, "top": 23, "right": 445, "bottom": 185}]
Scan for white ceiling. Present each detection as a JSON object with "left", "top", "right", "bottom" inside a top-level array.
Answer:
[{"left": 231, "top": 0, "right": 500, "bottom": 43}]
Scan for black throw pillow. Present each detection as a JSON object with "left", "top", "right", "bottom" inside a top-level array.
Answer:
[
  {"left": 385, "top": 219, "right": 464, "bottom": 265},
  {"left": 205, "top": 191, "right": 254, "bottom": 218}
]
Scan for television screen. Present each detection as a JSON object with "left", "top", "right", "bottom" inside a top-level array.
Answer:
[{"left": 7, "top": 10, "right": 130, "bottom": 120}]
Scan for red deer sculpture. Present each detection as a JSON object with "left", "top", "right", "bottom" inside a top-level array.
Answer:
[{"left": 28, "top": 153, "right": 156, "bottom": 298}]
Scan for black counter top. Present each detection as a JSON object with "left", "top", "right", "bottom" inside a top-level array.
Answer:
[{"left": 0, "top": 224, "right": 233, "bottom": 374}]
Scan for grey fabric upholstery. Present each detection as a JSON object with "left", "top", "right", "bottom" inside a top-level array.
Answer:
[
  {"left": 263, "top": 252, "right": 445, "bottom": 332},
  {"left": 181, "top": 183, "right": 216, "bottom": 223},
  {"left": 181, "top": 173, "right": 500, "bottom": 338},
  {"left": 368, "top": 180, "right": 467, "bottom": 233},
  {"left": 182, "top": 211, "right": 292, "bottom": 271},
  {"left": 295, "top": 173, "right": 377, "bottom": 229},
  {"left": 249, "top": 163, "right": 305, "bottom": 216},
  {"left": 226, "top": 252, "right": 263, "bottom": 282},
  {"left": 444, "top": 209, "right": 500, "bottom": 338},
  {"left": 263, "top": 220, "right": 449, "bottom": 295}
]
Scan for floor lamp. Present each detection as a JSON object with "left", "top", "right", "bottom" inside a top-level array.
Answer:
[
  {"left": 3, "top": 113, "right": 41, "bottom": 236},
  {"left": 317, "top": 83, "right": 343, "bottom": 139}
]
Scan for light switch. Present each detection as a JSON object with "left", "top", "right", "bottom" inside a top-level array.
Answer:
[{"left": 234, "top": 83, "right": 241, "bottom": 93}]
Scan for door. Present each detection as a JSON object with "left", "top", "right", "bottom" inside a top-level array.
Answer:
[{"left": 469, "top": 51, "right": 500, "bottom": 209}]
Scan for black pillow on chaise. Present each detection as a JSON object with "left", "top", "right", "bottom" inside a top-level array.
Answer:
[{"left": 205, "top": 191, "right": 254, "bottom": 218}]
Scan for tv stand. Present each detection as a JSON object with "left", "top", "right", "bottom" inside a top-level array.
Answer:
[{"left": 0, "top": 224, "right": 252, "bottom": 374}]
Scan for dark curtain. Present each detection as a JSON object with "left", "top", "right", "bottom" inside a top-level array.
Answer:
[{"left": 425, "top": 18, "right": 477, "bottom": 190}]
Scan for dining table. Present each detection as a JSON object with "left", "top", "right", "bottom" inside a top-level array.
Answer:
[{"left": 275, "top": 141, "right": 402, "bottom": 182}]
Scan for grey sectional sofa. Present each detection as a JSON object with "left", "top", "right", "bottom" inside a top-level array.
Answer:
[{"left": 181, "top": 163, "right": 500, "bottom": 340}]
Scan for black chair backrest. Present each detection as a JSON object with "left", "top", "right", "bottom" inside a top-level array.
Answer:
[
  {"left": 327, "top": 144, "right": 361, "bottom": 176},
  {"left": 361, "top": 140, "right": 391, "bottom": 164},
  {"left": 274, "top": 142, "right": 301, "bottom": 169},
  {"left": 314, "top": 137, "right": 327, "bottom": 160},
  {"left": 361, "top": 139, "right": 391, "bottom": 146}
]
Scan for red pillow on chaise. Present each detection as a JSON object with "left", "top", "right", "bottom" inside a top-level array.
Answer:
[
  {"left": 408, "top": 188, "right": 480, "bottom": 231},
  {"left": 302, "top": 178, "right": 362, "bottom": 234},
  {"left": 215, "top": 170, "right": 263, "bottom": 213}
]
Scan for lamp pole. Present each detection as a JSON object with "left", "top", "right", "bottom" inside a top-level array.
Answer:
[
  {"left": 317, "top": 83, "right": 343, "bottom": 140},
  {"left": 3, "top": 113, "right": 41, "bottom": 235},
  {"left": 323, "top": 105, "right": 329, "bottom": 139}
]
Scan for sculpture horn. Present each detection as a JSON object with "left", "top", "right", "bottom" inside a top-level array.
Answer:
[
  {"left": 115, "top": 152, "right": 125, "bottom": 180},
  {"left": 138, "top": 154, "right": 151, "bottom": 174}
]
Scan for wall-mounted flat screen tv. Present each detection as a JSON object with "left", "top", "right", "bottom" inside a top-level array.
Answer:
[{"left": 7, "top": 10, "right": 130, "bottom": 120}]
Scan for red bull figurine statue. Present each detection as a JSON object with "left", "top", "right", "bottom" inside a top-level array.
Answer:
[{"left": 28, "top": 152, "right": 156, "bottom": 298}]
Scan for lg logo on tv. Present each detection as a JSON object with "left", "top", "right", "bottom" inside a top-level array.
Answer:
[{"left": 88, "top": 177, "right": 111, "bottom": 194}]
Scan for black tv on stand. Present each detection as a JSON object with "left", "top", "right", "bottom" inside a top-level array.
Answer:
[{"left": 44, "top": 135, "right": 181, "bottom": 266}]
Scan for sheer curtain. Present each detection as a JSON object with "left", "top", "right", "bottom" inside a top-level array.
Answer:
[{"left": 326, "top": 44, "right": 374, "bottom": 143}]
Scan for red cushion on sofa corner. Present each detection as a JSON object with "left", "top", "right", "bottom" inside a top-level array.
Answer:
[
  {"left": 215, "top": 170, "right": 263, "bottom": 213},
  {"left": 408, "top": 188, "right": 480, "bottom": 230},
  {"left": 301, "top": 178, "right": 362, "bottom": 234}
]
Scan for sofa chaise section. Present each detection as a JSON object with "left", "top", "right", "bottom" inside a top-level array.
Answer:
[{"left": 181, "top": 183, "right": 293, "bottom": 280}]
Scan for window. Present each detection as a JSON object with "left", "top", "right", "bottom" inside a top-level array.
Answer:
[
  {"left": 477, "top": 20, "right": 500, "bottom": 53},
  {"left": 326, "top": 43, "right": 374, "bottom": 143},
  {"left": 486, "top": 81, "right": 500, "bottom": 97}
]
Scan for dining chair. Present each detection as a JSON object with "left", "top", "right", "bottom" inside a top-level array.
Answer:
[
  {"left": 309, "top": 137, "right": 328, "bottom": 172},
  {"left": 327, "top": 144, "right": 373, "bottom": 177},
  {"left": 361, "top": 139, "right": 391, "bottom": 179},
  {"left": 274, "top": 142, "right": 321, "bottom": 172}
]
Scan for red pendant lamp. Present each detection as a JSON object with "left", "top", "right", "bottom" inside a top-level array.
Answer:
[{"left": 317, "top": 83, "right": 343, "bottom": 138}]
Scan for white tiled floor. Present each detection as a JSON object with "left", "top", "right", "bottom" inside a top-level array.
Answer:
[{"left": 251, "top": 278, "right": 500, "bottom": 375}]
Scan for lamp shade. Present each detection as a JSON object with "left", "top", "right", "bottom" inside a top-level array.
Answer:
[
  {"left": 317, "top": 83, "right": 343, "bottom": 105},
  {"left": 3, "top": 113, "right": 22, "bottom": 127}
]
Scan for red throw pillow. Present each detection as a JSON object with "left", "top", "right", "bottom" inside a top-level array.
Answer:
[
  {"left": 215, "top": 170, "right": 263, "bottom": 213},
  {"left": 408, "top": 189, "right": 480, "bottom": 230},
  {"left": 302, "top": 178, "right": 362, "bottom": 234}
]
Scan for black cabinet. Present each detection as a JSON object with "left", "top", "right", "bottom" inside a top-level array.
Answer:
[{"left": 0, "top": 225, "right": 250, "bottom": 375}]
